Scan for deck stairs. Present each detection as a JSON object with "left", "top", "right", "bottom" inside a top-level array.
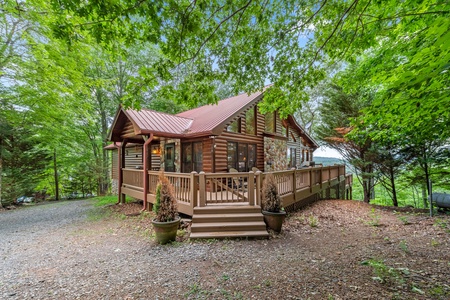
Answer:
[{"left": 189, "top": 205, "right": 269, "bottom": 239}]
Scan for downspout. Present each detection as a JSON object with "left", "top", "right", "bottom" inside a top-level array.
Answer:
[
  {"left": 116, "top": 141, "right": 121, "bottom": 205},
  {"left": 142, "top": 134, "right": 153, "bottom": 211}
]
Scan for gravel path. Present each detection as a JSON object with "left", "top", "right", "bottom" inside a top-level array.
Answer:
[{"left": 1, "top": 200, "right": 449, "bottom": 300}]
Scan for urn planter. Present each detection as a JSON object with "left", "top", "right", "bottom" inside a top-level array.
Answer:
[
  {"left": 262, "top": 210, "right": 286, "bottom": 233},
  {"left": 152, "top": 217, "right": 180, "bottom": 244}
]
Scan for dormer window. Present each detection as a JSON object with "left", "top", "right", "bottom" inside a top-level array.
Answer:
[
  {"left": 227, "top": 118, "right": 241, "bottom": 133},
  {"left": 265, "top": 112, "right": 275, "bottom": 133}
]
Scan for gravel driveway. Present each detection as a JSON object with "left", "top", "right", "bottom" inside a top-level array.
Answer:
[{"left": 1, "top": 200, "right": 449, "bottom": 300}]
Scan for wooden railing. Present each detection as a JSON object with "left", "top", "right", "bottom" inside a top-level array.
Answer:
[
  {"left": 121, "top": 165, "right": 351, "bottom": 216},
  {"left": 122, "top": 168, "right": 144, "bottom": 190}
]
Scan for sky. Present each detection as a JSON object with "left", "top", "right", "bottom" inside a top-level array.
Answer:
[{"left": 315, "top": 145, "right": 342, "bottom": 158}]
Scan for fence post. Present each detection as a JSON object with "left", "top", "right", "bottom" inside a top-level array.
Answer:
[
  {"left": 199, "top": 171, "right": 206, "bottom": 207},
  {"left": 255, "top": 171, "right": 262, "bottom": 206},
  {"left": 190, "top": 171, "right": 198, "bottom": 208},
  {"left": 248, "top": 171, "right": 255, "bottom": 205},
  {"left": 309, "top": 169, "right": 313, "bottom": 193}
]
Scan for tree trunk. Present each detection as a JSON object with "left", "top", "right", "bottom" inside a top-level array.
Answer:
[
  {"left": 422, "top": 185, "right": 428, "bottom": 208},
  {"left": 362, "top": 178, "right": 371, "bottom": 203},
  {"left": 53, "top": 149, "right": 59, "bottom": 201},
  {"left": 389, "top": 166, "right": 398, "bottom": 207}
]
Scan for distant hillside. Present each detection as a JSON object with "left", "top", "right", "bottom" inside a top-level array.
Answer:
[{"left": 313, "top": 156, "right": 345, "bottom": 166}]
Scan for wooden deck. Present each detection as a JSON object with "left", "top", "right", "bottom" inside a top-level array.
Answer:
[{"left": 120, "top": 165, "right": 352, "bottom": 238}]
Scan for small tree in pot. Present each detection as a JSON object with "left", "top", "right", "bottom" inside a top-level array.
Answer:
[
  {"left": 261, "top": 173, "right": 286, "bottom": 233},
  {"left": 152, "top": 173, "right": 180, "bottom": 244}
]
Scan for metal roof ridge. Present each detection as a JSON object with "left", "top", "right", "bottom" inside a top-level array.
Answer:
[{"left": 128, "top": 107, "right": 194, "bottom": 122}]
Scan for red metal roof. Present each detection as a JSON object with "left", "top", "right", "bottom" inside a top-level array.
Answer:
[
  {"left": 108, "top": 85, "right": 318, "bottom": 147},
  {"left": 176, "top": 90, "right": 263, "bottom": 136},
  {"left": 124, "top": 109, "right": 193, "bottom": 136}
]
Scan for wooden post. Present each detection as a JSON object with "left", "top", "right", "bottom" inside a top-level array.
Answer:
[
  {"left": 199, "top": 171, "right": 206, "bottom": 207},
  {"left": 255, "top": 171, "right": 262, "bottom": 206},
  {"left": 292, "top": 169, "right": 297, "bottom": 202},
  {"left": 248, "top": 171, "right": 255, "bottom": 206},
  {"left": 309, "top": 169, "right": 313, "bottom": 193},
  {"left": 142, "top": 134, "right": 153, "bottom": 211},
  {"left": 190, "top": 171, "right": 198, "bottom": 208}
]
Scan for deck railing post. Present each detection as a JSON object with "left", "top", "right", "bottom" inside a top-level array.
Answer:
[
  {"left": 309, "top": 169, "right": 313, "bottom": 193},
  {"left": 292, "top": 169, "right": 297, "bottom": 201},
  {"left": 190, "top": 171, "right": 198, "bottom": 208},
  {"left": 248, "top": 171, "right": 255, "bottom": 205},
  {"left": 255, "top": 171, "right": 262, "bottom": 206},
  {"left": 199, "top": 171, "right": 206, "bottom": 207}
]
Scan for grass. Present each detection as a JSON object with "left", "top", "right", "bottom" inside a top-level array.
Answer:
[
  {"left": 361, "top": 259, "right": 405, "bottom": 285},
  {"left": 365, "top": 208, "right": 381, "bottom": 227},
  {"left": 91, "top": 195, "right": 134, "bottom": 207}
]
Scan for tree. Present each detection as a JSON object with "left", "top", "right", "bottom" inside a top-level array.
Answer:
[{"left": 316, "top": 77, "right": 377, "bottom": 203}]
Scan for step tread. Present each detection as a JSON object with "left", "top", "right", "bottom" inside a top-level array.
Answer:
[
  {"left": 191, "top": 221, "right": 266, "bottom": 228},
  {"left": 192, "top": 213, "right": 264, "bottom": 219},
  {"left": 190, "top": 230, "right": 269, "bottom": 239},
  {"left": 193, "top": 205, "right": 262, "bottom": 214}
]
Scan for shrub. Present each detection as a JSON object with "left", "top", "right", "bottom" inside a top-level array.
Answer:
[
  {"left": 154, "top": 173, "right": 178, "bottom": 222},
  {"left": 152, "top": 183, "right": 161, "bottom": 214},
  {"left": 262, "top": 173, "right": 282, "bottom": 212}
]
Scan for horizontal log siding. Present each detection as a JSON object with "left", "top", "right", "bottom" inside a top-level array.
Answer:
[
  {"left": 124, "top": 146, "right": 143, "bottom": 168},
  {"left": 275, "top": 113, "right": 285, "bottom": 136},
  {"left": 112, "top": 150, "right": 118, "bottom": 179},
  {"left": 120, "top": 120, "right": 136, "bottom": 139},
  {"left": 214, "top": 105, "right": 265, "bottom": 173},
  {"left": 111, "top": 146, "right": 143, "bottom": 179},
  {"left": 288, "top": 128, "right": 302, "bottom": 165}
]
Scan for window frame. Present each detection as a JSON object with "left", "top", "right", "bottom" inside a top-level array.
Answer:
[
  {"left": 181, "top": 141, "right": 203, "bottom": 173},
  {"left": 227, "top": 141, "right": 257, "bottom": 172}
]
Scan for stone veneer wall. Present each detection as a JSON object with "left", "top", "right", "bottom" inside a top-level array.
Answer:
[
  {"left": 111, "top": 179, "right": 118, "bottom": 195},
  {"left": 264, "top": 137, "right": 287, "bottom": 172},
  {"left": 160, "top": 139, "right": 181, "bottom": 172}
]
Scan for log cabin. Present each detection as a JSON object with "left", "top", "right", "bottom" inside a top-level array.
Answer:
[
  {"left": 106, "top": 89, "right": 351, "bottom": 238},
  {"left": 107, "top": 89, "right": 318, "bottom": 183}
]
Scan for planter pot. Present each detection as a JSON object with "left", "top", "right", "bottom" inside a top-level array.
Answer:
[
  {"left": 152, "top": 217, "right": 181, "bottom": 244},
  {"left": 262, "top": 210, "right": 286, "bottom": 233}
]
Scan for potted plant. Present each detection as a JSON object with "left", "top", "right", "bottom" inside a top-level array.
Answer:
[
  {"left": 261, "top": 173, "right": 286, "bottom": 233},
  {"left": 152, "top": 173, "right": 180, "bottom": 244}
]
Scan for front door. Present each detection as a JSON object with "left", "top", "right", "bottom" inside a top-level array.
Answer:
[{"left": 164, "top": 143, "right": 175, "bottom": 172}]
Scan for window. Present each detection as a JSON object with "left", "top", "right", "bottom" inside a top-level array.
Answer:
[
  {"left": 265, "top": 112, "right": 275, "bottom": 132},
  {"left": 246, "top": 107, "right": 256, "bottom": 135},
  {"left": 227, "top": 142, "right": 256, "bottom": 172},
  {"left": 182, "top": 142, "right": 203, "bottom": 173},
  {"left": 227, "top": 118, "right": 241, "bottom": 133},
  {"left": 193, "top": 142, "right": 203, "bottom": 172},
  {"left": 238, "top": 143, "right": 247, "bottom": 172},
  {"left": 227, "top": 142, "right": 237, "bottom": 170},
  {"left": 248, "top": 144, "right": 256, "bottom": 170},
  {"left": 281, "top": 124, "right": 287, "bottom": 136},
  {"left": 288, "top": 147, "right": 297, "bottom": 168}
]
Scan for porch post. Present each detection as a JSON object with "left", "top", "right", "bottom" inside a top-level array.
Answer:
[
  {"left": 255, "top": 171, "right": 262, "bottom": 206},
  {"left": 142, "top": 134, "right": 153, "bottom": 211},
  {"left": 190, "top": 171, "right": 198, "bottom": 208},
  {"left": 199, "top": 171, "right": 206, "bottom": 207},
  {"left": 118, "top": 139, "right": 128, "bottom": 204},
  {"left": 248, "top": 171, "right": 255, "bottom": 206}
]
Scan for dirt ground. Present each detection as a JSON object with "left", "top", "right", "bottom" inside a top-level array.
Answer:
[
  {"left": 111, "top": 199, "right": 450, "bottom": 299},
  {"left": 1, "top": 199, "right": 449, "bottom": 299}
]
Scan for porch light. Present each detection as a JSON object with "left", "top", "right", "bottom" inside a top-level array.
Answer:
[{"left": 152, "top": 147, "right": 161, "bottom": 155}]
